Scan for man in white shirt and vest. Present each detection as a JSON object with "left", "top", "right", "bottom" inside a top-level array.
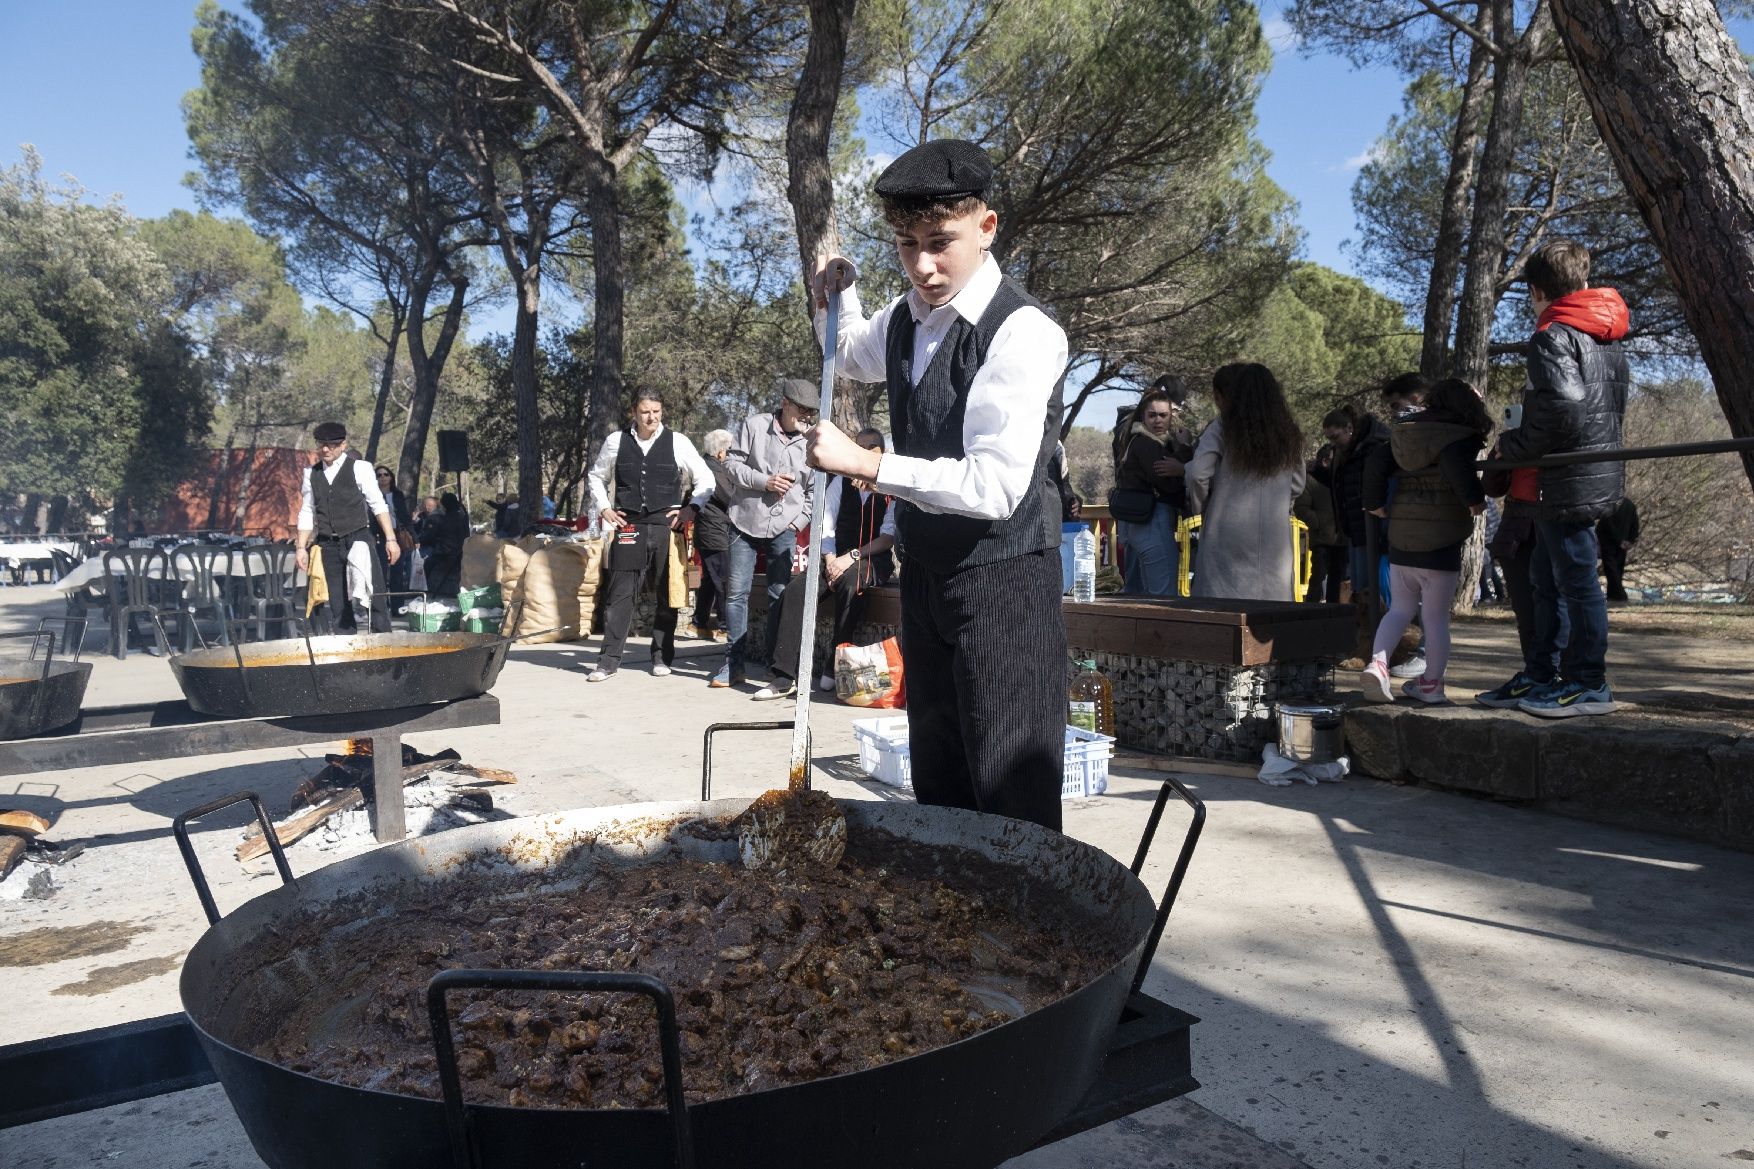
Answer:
[
  {"left": 296, "top": 421, "right": 400, "bottom": 634},
  {"left": 806, "top": 139, "right": 1070, "bottom": 833},
  {"left": 586, "top": 392, "right": 713, "bottom": 681}
]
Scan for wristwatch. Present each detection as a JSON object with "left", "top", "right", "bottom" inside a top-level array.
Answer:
[{"left": 849, "top": 548, "right": 862, "bottom": 562}]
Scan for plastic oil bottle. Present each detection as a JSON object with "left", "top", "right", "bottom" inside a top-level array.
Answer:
[{"left": 1068, "top": 658, "right": 1115, "bottom": 737}]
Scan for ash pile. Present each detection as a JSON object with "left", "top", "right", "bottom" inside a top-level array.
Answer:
[
  {"left": 0, "top": 810, "right": 84, "bottom": 901},
  {"left": 237, "top": 742, "right": 518, "bottom": 865}
]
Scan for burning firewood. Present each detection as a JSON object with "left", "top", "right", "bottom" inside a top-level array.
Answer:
[{"left": 240, "top": 745, "right": 515, "bottom": 861}]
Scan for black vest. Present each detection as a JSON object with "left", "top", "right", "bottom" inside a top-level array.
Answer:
[
  {"left": 614, "top": 428, "right": 682, "bottom": 520},
  {"left": 309, "top": 456, "right": 370, "bottom": 538},
  {"left": 885, "top": 276, "right": 1063, "bottom": 572},
  {"left": 834, "top": 479, "right": 895, "bottom": 582}
]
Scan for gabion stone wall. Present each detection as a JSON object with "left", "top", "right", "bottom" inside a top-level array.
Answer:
[{"left": 1083, "top": 651, "right": 1335, "bottom": 761}]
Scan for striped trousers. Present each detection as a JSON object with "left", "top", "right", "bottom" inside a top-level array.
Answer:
[{"left": 899, "top": 549, "right": 1065, "bottom": 831}]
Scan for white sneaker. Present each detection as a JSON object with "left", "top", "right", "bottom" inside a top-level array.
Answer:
[
  {"left": 651, "top": 663, "right": 672, "bottom": 677},
  {"left": 816, "top": 674, "right": 837, "bottom": 692},
  {"left": 586, "top": 668, "right": 613, "bottom": 683},
  {"left": 1401, "top": 676, "right": 1449, "bottom": 705},
  {"left": 752, "top": 680, "right": 796, "bottom": 701},
  {"left": 1359, "top": 660, "right": 1394, "bottom": 703},
  {"left": 1389, "top": 655, "right": 1428, "bottom": 679}
]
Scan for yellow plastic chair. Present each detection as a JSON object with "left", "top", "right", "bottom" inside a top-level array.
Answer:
[{"left": 1175, "top": 514, "right": 1313, "bottom": 600}]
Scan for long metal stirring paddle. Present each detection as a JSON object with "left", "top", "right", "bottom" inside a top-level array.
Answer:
[{"left": 736, "top": 282, "right": 848, "bottom": 870}]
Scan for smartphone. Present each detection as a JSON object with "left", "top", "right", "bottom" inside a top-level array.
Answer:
[{"left": 1502, "top": 404, "right": 1524, "bottom": 430}]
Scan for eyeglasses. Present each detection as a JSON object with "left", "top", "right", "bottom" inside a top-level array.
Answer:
[{"left": 317, "top": 440, "right": 344, "bottom": 450}]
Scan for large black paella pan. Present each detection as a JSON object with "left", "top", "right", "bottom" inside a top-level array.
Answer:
[
  {"left": 168, "top": 630, "right": 516, "bottom": 719},
  {"left": 174, "top": 791, "right": 1199, "bottom": 1169},
  {"left": 0, "top": 626, "right": 91, "bottom": 740}
]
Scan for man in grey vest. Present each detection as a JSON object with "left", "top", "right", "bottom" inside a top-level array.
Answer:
[
  {"left": 586, "top": 392, "right": 713, "bottom": 681},
  {"left": 295, "top": 421, "right": 399, "bottom": 633},
  {"left": 806, "top": 139, "right": 1071, "bottom": 832}
]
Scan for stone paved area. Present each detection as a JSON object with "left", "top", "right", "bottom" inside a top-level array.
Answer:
[{"left": 2, "top": 586, "right": 1752, "bottom": 1168}]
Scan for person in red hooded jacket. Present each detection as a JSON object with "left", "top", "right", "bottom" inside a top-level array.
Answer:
[{"left": 1477, "top": 240, "right": 1629, "bottom": 718}]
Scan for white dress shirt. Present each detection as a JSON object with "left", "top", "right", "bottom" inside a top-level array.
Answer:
[
  {"left": 820, "top": 479, "right": 897, "bottom": 555},
  {"left": 815, "top": 253, "right": 1069, "bottom": 521},
  {"left": 297, "top": 457, "right": 390, "bottom": 531},
  {"left": 588, "top": 425, "right": 714, "bottom": 516}
]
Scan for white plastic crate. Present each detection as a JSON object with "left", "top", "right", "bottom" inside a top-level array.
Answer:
[{"left": 851, "top": 717, "right": 1114, "bottom": 799}]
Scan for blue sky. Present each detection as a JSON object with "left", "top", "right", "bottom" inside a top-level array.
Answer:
[{"left": 3, "top": 1, "right": 1750, "bottom": 414}]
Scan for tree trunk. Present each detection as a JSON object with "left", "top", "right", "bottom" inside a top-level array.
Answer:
[
  {"left": 1450, "top": 0, "right": 1550, "bottom": 392},
  {"left": 397, "top": 273, "right": 469, "bottom": 498},
  {"left": 786, "top": 0, "right": 860, "bottom": 428},
  {"left": 1420, "top": 2, "right": 1494, "bottom": 378},
  {"left": 510, "top": 258, "right": 544, "bottom": 526},
  {"left": 231, "top": 427, "right": 262, "bottom": 535},
  {"left": 583, "top": 150, "right": 626, "bottom": 465},
  {"left": 365, "top": 308, "right": 405, "bottom": 464},
  {"left": 1549, "top": 0, "right": 1754, "bottom": 492},
  {"left": 204, "top": 431, "right": 235, "bottom": 533}
]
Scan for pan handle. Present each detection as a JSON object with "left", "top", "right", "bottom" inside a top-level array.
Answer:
[
  {"left": 172, "top": 790, "right": 296, "bottom": 926},
  {"left": 699, "top": 720, "right": 810, "bottom": 800},
  {"left": 0, "top": 627, "right": 57, "bottom": 680},
  {"left": 1125, "top": 777, "right": 1206, "bottom": 995},
  {"left": 51, "top": 614, "right": 88, "bottom": 663},
  {"left": 0, "top": 629, "right": 58, "bottom": 728},
  {"left": 427, "top": 969, "right": 695, "bottom": 1169}
]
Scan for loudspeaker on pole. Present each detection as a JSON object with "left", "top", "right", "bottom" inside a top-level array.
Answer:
[{"left": 436, "top": 430, "right": 470, "bottom": 473}]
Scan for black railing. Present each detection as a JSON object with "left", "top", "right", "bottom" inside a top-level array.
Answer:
[{"left": 1360, "top": 435, "right": 1754, "bottom": 609}]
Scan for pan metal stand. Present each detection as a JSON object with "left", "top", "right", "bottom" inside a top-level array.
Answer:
[{"left": 0, "top": 694, "right": 501, "bottom": 843}]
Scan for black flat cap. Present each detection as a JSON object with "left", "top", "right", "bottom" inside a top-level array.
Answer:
[
  {"left": 874, "top": 139, "right": 992, "bottom": 201},
  {"left": 780, "top": 378, "right": 820, "bottom": 412},
  {"left": 313, "top": 421, "right": 347, "bottom": 443}
]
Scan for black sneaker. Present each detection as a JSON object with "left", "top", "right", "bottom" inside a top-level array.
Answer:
[
  {"left": 1519, "top": 680, "right": 1616, "bottom": 719},
  {"left": 1475, "top": 671, "right": 1539, "bottom": 709}
]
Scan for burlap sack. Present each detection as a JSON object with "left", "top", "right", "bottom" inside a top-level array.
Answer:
[
  {"left": 513, "top": 542, "right": 599, "bottom": 643},
  {"left": 461, "top": 534, "right": 502, "bottom": 589},
  {"left": 496, "top": 537, "right": 540, "bottom": 610},
  {"left": 573, "top": 538, "right": 606, "bottom": 636}
]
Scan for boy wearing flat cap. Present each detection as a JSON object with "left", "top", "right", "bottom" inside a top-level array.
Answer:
[
  {"left": 296, "top": 420, "right": 400, "bottom": 633},
  {"left": 807, "top": 138, "right": 1070, "bottom": 833}
]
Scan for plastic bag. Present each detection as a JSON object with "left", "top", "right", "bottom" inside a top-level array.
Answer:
[
  {"left": 1257, "top": 743, "right": 1349, "bottom": 787},
  {"left": 835, "top": 637, "right": 905, "bottom": 708}
]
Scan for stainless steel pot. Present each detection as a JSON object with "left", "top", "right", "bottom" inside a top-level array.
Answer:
[{"left": 1277, "top": 702, "right": 1343, "bottom": 763}]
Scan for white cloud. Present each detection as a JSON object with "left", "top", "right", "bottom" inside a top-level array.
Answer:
[
  {"left": 1262, "top": 16, "right": 1299, "bottom": 51},
  {"left": 1335, "top": 143, "right": 1385, "bottom": 173}
]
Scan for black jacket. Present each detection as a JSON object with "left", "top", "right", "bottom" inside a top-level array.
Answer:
[
  {"left": 692, "top": 459, "right": 736, "bottom": 555},
  {"left": 1329, "top": 414, "right": 1390, "bottom": 547},
  {"left": 1497, "top": 292, "right": 1631, "bottom": 523}
]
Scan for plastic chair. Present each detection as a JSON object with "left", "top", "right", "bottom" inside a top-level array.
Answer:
[
  {"left": 236, "top": 544, "right": 301, "bottom": 642},
  {"left": 100, "top": 548, "right": 178, "bottom": 660},
  {"left": 170, "top": 545, "right": 234, "bottom": 651}
]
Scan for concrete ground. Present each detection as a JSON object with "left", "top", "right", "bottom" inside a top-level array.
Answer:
[{"left": 2, "top": 584, "right": 1752, "bottom": 1168}]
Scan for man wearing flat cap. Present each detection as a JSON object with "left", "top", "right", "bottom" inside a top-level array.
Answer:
[
  {"left": 711, "top": 377, "right": 817, "bottom": 689},
  {"left": 805, "top": 138, "right": 1071, "bottom": 834},
  {"left": 296, "top": 421, "right": 400, "bottom": 634}
]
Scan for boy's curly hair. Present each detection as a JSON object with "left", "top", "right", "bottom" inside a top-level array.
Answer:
[{"left": 881, "top": 194, "right": 986, "bottom": 232}]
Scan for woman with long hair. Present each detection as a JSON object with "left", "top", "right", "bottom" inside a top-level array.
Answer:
[
  {"left": 1112, "top": 376, "right": 1195, "bottom": 595},
  {"left": 1359, "top": 376, "right": 1491, "bottom": 704},
  {"left": 1185, "top": 363, "right": 1307, "bottom": 600},
  {"left": 374, "top": 464, "right": 414, "bottom": 595}
]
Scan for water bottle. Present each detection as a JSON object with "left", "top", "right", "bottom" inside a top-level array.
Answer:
[{"left": 1072, "top": 526, "right": 1097, "bottom": 602}]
